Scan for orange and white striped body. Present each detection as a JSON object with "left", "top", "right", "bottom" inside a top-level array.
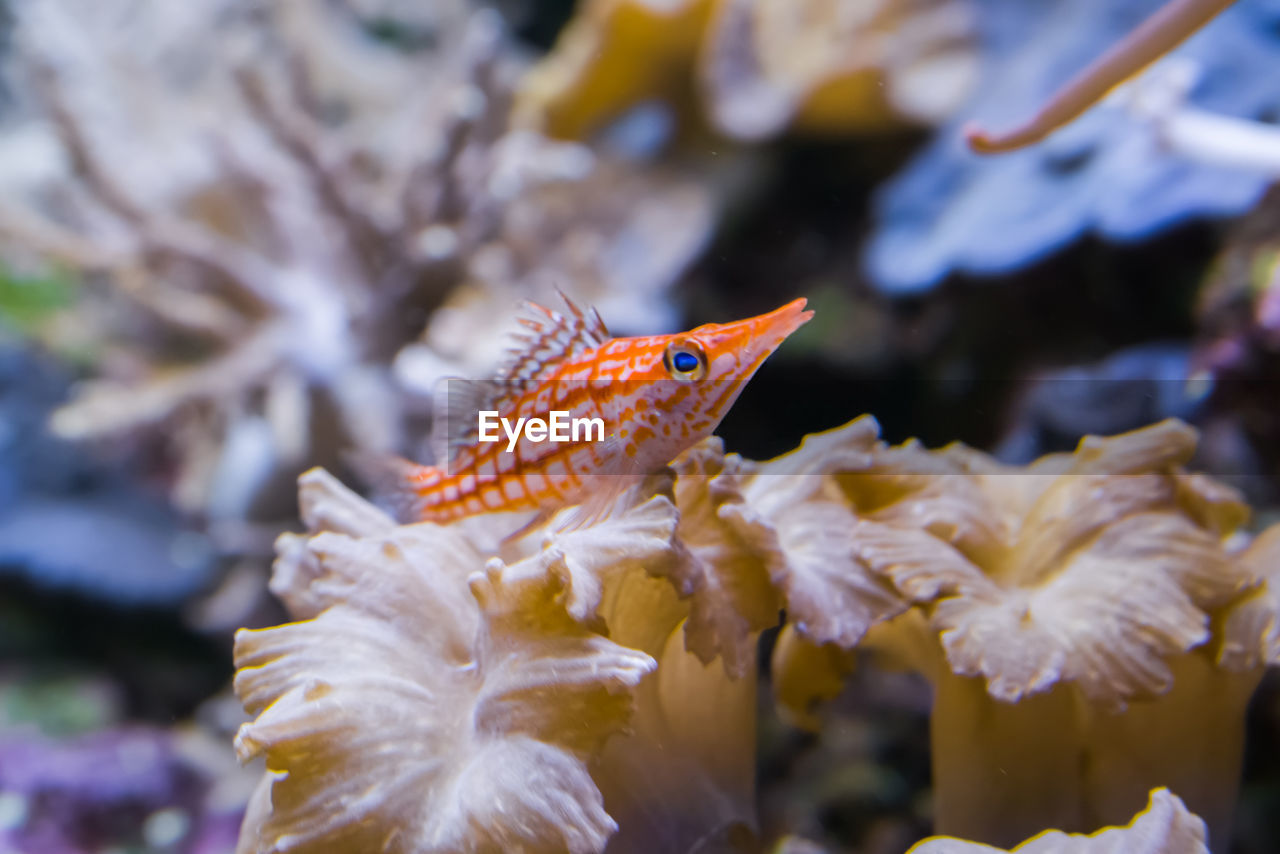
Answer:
[{"left": 394, "top": 297, "right": 812, "bottom": 524}]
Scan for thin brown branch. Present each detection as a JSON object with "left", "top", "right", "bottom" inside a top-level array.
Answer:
[
  {"left": 402, "top": 10, "right": 506, "bottom": 231},
  {"left": 235, "top": 66, "right": 386, "bottom": 276},
  {"left": 32, "top": 64, "right": 148, "bottom": 223},
  {"left": 453, "top": 10, "right": 508, "bottom": 153},
  {"left": 404, "top": 95, "right": 478, "bottom": 230},
  {"left": 113, "top": 266, "right": 249, "bottom": 342},
  {"left": 0, "top": 202, "right": 125, "bottom": 271},
  {"left": 50, "top": 320, "right": 283, "bottom": 439},
  {"left": 286, "top": 53, "right": 325, "bottom": 124},
  {"left": 139, "top": 220, "right": 283, "bottom": 311},
  {"left": 30, "top": 64, "right": 285, "bottom": 310},
  {"left": 964, "top": 0, "right": 1237, "bottom": 154}
]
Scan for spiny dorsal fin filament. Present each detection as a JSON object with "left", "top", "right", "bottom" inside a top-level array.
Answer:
[{"left": 495, "top": 290, "right": 611, "bottom": 393}]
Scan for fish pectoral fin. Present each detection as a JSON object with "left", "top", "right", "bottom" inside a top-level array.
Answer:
[
  {"left": 552, "top": 474, "right": 643, "bottom": 533},
  {"left": 552, "top": 428, "right": 646, "bottom": 532},
  {"left": 500, "top": 507, "right": 555, "bottom": 546}
]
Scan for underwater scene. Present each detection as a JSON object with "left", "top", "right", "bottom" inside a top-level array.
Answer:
[{"left": 2, "top": 0, "right": 1280, "bottom": 852}]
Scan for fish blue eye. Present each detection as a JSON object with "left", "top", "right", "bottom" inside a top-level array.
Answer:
[{"left": 672, "top": 351, "right": 699, "bottom": 373}]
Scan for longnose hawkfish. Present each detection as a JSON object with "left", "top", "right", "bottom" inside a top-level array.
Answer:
[{"left": 374, "top": 295, "right": 812, "bottom": 526}]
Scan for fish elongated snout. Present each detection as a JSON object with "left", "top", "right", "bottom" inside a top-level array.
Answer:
[
  {"left": 749, "top": 297, "right": 813, "bottom": 353},
  {"left": 710, "top": 297, "right": 813, "bottom": 369}
]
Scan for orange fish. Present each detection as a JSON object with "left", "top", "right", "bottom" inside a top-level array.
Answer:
[{"left": 379, "top": 295, "right": 812, "bottom": 525}]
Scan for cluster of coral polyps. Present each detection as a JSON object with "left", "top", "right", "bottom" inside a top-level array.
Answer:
[
  {"left": 0, "top": 0, "right": 713, "bottom": 523},
  {"left": 515, "top": 0, "right": 979, "bottom": 141},
  {"left": 233, "top": 417, "right": 1279, "bottom": 853}
]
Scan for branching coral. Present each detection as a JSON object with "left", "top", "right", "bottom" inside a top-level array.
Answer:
[
  {"left": 396, "top": 153, "right": 715, "bottom": 387},
  {"left": 909, "top": 788, "right": 1210, "bottom": 854},
  {"left": 515, "top": 0, "right": 978, "bottom": 142},
  {"left": 0, "top": 0, "right": 714, "bottom": 523}
]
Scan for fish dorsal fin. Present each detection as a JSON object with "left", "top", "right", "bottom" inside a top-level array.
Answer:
[
  {"left": 428, "top": 293, "right": 609, "bottom": 467},
  {"left": 495, "top": 292, "right": 610, "bottom": 395}
]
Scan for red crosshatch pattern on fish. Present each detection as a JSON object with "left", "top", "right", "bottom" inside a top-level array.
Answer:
[{"left": 368, "top": 295, "right": 812, "bottom": 525}]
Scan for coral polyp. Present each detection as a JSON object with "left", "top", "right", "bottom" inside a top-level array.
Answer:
[{"left": 234, "top": 417, "right": 1280, "bottom": 853}]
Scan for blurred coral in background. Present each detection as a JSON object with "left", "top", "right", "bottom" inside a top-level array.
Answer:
[
  {"left": 864, "top": 0, "right": 1280, "bottom": 293},
  {"left": 515, "top": 0, "right": 978, "bottom": 142},
  {"left": 0, "top": 0, "right": 716, "bottom": 537}
]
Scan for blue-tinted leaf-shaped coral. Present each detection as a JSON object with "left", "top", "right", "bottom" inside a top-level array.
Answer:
[
  {"left": 864, "top": 0, "right": 1280, "bottom": 294},
  {"left": 0, "top": 344, "right": 216, "bottom": 605}
]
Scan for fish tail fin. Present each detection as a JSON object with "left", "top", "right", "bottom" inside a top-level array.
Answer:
[{"left": 343, "top": 450, "right": 443, "bottom": 523}]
